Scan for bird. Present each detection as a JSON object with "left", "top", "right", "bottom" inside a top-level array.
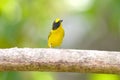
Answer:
[{"left": 48, "top": 18, "right": 65, "bottom": 48}]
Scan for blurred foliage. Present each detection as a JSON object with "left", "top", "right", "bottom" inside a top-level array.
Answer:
[
  {"left": 0, "top": 72, "right": 22, "bottom": 80},
  {"left": 89, "top": 74, "right": 119, "bottom": 80},
  {"left": 0, "top": 0, "right": 120, "bottom": 80}
]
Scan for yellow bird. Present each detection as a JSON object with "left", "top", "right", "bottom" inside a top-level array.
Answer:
[{"left": 48, "top": 18, "right": 65, "bottom": 48}]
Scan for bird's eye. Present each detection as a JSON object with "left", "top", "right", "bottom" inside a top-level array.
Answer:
[{"left": 52, "top": 21, "right": 60, "bottom": 30}]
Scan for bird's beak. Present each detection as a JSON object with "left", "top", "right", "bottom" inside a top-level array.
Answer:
[{"left": 60, "top": 20, "right": 63, "bottom": 22}]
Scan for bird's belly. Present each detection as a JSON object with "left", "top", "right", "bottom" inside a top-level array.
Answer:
[{"left": 49, "top": 33, "right": 63, "bottom": 47}]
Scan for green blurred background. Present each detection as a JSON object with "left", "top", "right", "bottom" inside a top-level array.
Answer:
[{"left": 0, "top": 0, "right": 120, "bottom": 80}]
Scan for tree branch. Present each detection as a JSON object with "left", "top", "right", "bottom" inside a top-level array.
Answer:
[{"left": 0, "top": 48, "right": 119, "bottom": 74}]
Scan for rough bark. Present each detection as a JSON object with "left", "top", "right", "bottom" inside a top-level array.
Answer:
[{"left": 0, "top": 48, "right": 119, "bottom": 74}]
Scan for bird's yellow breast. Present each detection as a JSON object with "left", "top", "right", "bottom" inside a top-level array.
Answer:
[{"left": 48, "top": 25, "right": 64, "bottom": 48}]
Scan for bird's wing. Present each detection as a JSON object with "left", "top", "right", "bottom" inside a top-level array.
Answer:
[
  {"left": 63, "top": 29, "right": 65, "bottom": 37},
  {"left": 48, "top": 30, "right": 52, "bottom": 39}
]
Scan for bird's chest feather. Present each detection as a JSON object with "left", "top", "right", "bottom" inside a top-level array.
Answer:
[{"left": 50, "top": 27, "right": 64, "bottom": 42}]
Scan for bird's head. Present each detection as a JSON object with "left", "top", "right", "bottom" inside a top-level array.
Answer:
[{"left": 52, "top": 18, "right": 63, "bottom": 30}]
